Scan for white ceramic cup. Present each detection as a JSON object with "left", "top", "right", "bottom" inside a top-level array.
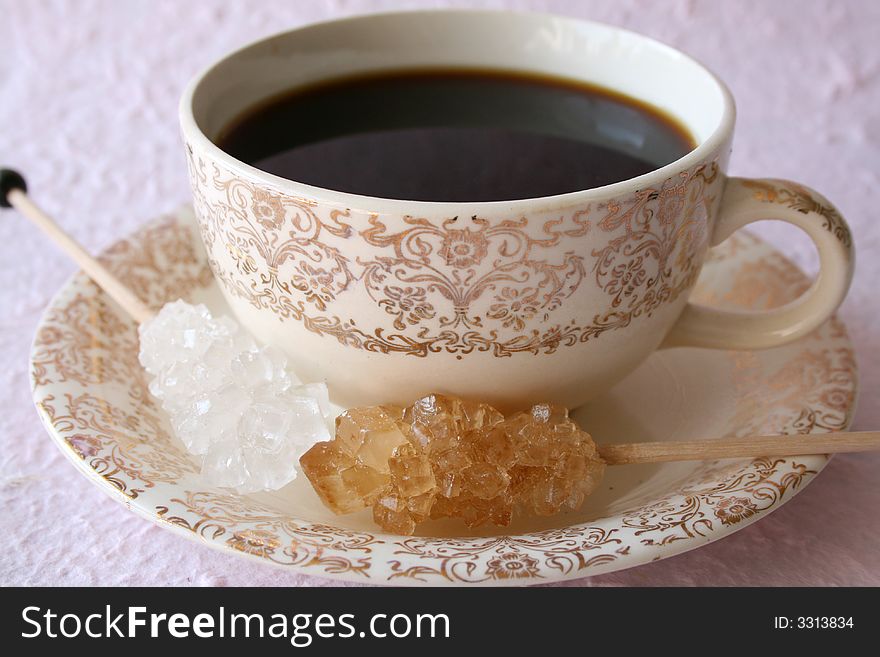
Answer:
[{"left": 180, "top": 10, "right": 854, "bottom": 411}]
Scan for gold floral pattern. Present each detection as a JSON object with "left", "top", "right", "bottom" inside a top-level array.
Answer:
[
  {"left": 187, "top": 149, "right": 720, "bottom": 358},
  {"left": 29, "top": 212, "right": 857, "bottom": 585},
  {"left": 251, "top": 188, "right": 287, "bottom": 230},
  {"left": 714, "top": 497, "right": 759, "bottom": 526},
  {"left": 228, "top": 529, "right": 282, "bottom": 557},
  {"left": 620, "top": 457, "right": 815, "bottom": 544},
  {"left": 741, "top": 179, "right": 853, "bottom": 248},
  {"left": 485, "top": 552, "right": 542, "bottom": 580},
  {"left": 379, "top": 286, "right": 436, "bottom": 330},
  {"left": 157, "top": 491, "right": 379, "bottom": 577},
  {"left": 487, "top": 286, "right": 541, "bottom": 331},
  {"left": 388, "top": 527, "right": 622, "bottom": 583},
  {"left": 439, "top": 228, "right": 490, "bottom": 268}
]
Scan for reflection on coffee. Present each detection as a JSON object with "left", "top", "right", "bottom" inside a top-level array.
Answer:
[{"left": 216, "top": 68, "right": 696, "bottom": 202}]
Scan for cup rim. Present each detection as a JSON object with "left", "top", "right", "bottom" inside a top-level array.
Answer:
[{"left": 179, "top": 8, "right": 736, "bottom": 213}]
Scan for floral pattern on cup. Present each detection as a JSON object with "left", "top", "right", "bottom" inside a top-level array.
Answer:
[{"left": 187, "top": 149, "right": 720, "bottom": 359}]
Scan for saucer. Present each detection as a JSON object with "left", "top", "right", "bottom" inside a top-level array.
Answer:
[{"left": 30, "top": 207, "right": 857, "bottom": 585}]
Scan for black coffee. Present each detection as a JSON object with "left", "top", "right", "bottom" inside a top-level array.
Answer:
[{"left": 216, "top": 69, "right": 695, "bottom": 202}]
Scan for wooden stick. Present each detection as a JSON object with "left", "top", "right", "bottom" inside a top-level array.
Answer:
[
  {"left": 598, "top": 430, "right": 879, "bottom": 465},
  {"left": 6, "top": 188, "right": 154, "bottom": 324}
]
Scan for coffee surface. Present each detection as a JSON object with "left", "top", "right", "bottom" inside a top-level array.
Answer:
[{"left": 217, "top": 69, "right": 695, "bottom": 202}]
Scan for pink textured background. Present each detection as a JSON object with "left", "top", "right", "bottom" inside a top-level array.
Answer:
[{"left": 2, "top": 0, "right": 878, "bottom": 586}]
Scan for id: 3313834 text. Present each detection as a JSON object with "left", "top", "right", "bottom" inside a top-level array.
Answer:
[{"left": 774, "top": 617, "right": 854, "bottom": 630}]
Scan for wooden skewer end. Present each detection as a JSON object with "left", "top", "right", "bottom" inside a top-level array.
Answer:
[
  {"left": 0, "top": 168, "right": 28, "bottom": 208},
  {"left": 2, "top": 168, "right": 154, "bottom": 325}
]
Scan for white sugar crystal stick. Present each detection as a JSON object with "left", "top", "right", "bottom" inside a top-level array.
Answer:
[
  {"left": 139, "top": 302, "right": 332, "bottom": 492},
  {"left": 2, "top": 169, "right": 331, "bottom": 493}
]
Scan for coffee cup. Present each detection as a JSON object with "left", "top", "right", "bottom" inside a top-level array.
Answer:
[{"left": 180, "top": 10, "right": 853, "bottom": 411}]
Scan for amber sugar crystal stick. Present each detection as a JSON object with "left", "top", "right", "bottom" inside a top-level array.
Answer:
[
  {"left": 301, "top": 395, "right": 606, "bottom": 535},
  {"left": 300, "top": 394, "right": 879, "bottom": 535}
]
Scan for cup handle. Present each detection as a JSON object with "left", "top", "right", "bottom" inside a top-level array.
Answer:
[{"left": 661, "top": 177, "right": 854, "bottom": 349}]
